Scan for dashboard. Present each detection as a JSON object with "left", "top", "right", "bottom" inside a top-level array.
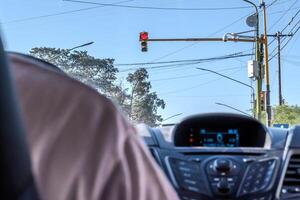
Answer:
[{"left": 139, "top": 113, "right": 300, "bottom": 200}]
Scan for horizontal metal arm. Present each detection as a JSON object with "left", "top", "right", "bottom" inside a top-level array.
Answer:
[{"left": 147, "top": 37, "right": 262, "bottom": 43}]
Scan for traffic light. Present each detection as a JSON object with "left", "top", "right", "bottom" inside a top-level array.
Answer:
[
  {"left": 260, "top": 91, "right": 266, "bottom": 111},
  {"left": 139, "top": 32, "right": 148, "bottom": 52},
  {"left": 141, "top": 41, "right": 147, "bottom": 52}
]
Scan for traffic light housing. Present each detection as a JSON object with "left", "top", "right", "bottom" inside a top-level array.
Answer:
[
  {"left": 139, "top": 32, "right": 148, "bottom": 52},
  {"left": 141, "top": 41, "right": 147, "bottom": 52},
  {"left": 260, "top": 91, "right": 266, "bottom": 111}
]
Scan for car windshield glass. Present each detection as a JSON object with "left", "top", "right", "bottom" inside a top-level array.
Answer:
[{"left": 1, "top": 0, "right": 300, "bottom": 129}]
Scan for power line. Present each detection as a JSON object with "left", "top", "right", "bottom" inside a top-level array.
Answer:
[
  {"left": 268, "top": 0, "right": 298, "bottom": 31},
  {"left": 159, "top": 69, "right": 242, "bottom": 95},
  {"left": 147, "top": 0, "right": 283, "bottom": 62},
  {"left": 268, "top": 8, "right": 300, "bottom": 57},
  {"left": 1, "top": 0, "right": 291, "bottom": 25},
  {"left": 165, "top": 94, "right": 249, "bottom": 98},
  {"left": 268, "top": 3, "right": 300, "bottom": 47},
  {"left": 268, "top": 0, "right": 281, "bottom": 7},
  {"left": 143, "top": 58, "right": 233, "bottom": 73},
  {"left": 269, "top": 18, "right": 300, "bottom": 61},
  {"left": 269, "top": 6, "right": 300, "bottom": 15},
  {"left": 150, "top": 14, "right": 252, "bottom": 62},
  {"left": 149, "top": 3, "right": 278, "bottom": 62},
  {"left": 281, "top": 9, "right": 300, "bottom": 32},
  {"left": 117, "top": 53, "right": 252, "bottom": 72},
  {"left": 281, "top": 23, "right": 300, "bottom": 48},
  {"left": 115, "top": 52, "right": 250, "bottom": 66},
  {"left": 0, "top": 0, "right": 134, "bottom": 25},
  {"left": 151, "top": 66, "right": 241, "bottom": 82},
  {"left": 63, "top": 0, "right": 253, "bottom": 11}
]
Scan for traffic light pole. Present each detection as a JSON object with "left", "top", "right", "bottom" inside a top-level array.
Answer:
[
  {"left": 141, "top": 36, "right": 263, "bottom": 118},
  {"left": 254, "top": 8, "right": 261, "bottom": 121},
  {"left": 267, "top": 32, "right": 293, "bottom": 105},
  {"left": 261, "top": 1, "right": 272, "bottom": 127}
]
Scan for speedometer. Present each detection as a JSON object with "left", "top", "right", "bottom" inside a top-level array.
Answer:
[{"left": 188, "top": 128, "right": 239, "bottom": 147}]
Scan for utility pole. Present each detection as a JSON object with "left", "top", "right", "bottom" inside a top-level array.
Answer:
[
  {"left": 277, "top": 33, "right": 283, "bottom": 106},
  {"left": 242, "top": 0, "right": 262, "bottom": 122},
  {"left": 261, "top": 1, "right": 272, "bottom": 127},
  {"left": 267, "top": 32, "right": 293, "bottom": 105}
]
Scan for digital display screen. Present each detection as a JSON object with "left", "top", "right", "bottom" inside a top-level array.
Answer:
[{"left": 188, "top": 128, "right": 239, "bottom": 147}]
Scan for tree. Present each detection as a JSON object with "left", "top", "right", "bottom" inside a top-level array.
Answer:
[
  {"left": 272, "top": 104, "right": 300, "bottom": 126},
  {"left": 30, "top": 47, "right": 166, "bottom": 126},
  {"left": 109, "top": 82, "right": 131, "bottom": 114},
  {"left": 127, "top": 68, "right": 165, "bottom": 126},
  {"left": 30, "top": 47, "right": 118, "bottom": 95}
]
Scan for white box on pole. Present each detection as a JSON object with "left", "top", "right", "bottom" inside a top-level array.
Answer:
[{"left": 247, "top": 60, "right": 258, "bottom": 78}]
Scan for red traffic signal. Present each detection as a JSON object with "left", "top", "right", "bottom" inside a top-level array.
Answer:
[
  {"left": 139, "top": 32, "right": 148, "bottom": 41},
  {"left": 140, "top": 32, "right": 148, "bottom": 52},
  {"left": 260, "top": 91, "right": 266, "bottom": 111}
]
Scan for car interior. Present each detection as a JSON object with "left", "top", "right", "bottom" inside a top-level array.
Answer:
[
  {"left": 142, "top": 113, "right": 300, "bottom": 200},
  {"left": 1, "top": 33, "right": 300, "bottom": 200}
]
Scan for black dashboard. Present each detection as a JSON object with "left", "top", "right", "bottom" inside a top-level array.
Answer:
[
  {"left": 174, "top": 113, "right": 268, "bottom": 148},
  {"left": 139, "top": 113, "right": 300, "bottom": 200}
]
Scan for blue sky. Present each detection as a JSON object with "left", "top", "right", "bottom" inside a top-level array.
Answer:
[{"left": 0, "top": 0, "right": 299, "bottom": 123}]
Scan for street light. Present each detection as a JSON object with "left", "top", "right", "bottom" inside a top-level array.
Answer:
[
  {"left": 242, "top": 0, "right": 259, "bottom": 36},
  {"left": 196, "top": 67, "right": 255, "bottom": 116},
  {"left": 50, "top": 41, "right": 94, "bottom": 62},
  {"left": 223, "top": 30, "right": 256, "bottom": 42},
  {"left": 68, "top": 41, "right": 94, "bottom": 51},
  {"left": 215, "top": 102, "right": 252, "bottom": 117}
]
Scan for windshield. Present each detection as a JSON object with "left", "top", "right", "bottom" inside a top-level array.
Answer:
[{"left": 1, "top": 0, "right": 300, "bottom": 128}]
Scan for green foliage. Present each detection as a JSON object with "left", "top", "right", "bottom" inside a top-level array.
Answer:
[
  {"left": 127, "top": 68, "right": 165, "bottom": 126},
  {"left": 30, "top": 47, "right": 165, "bottom": 126},
  {"left": 272, "top": 104, "right": 300, "bottom": 126},
  {"left": 30, "top": 48, "right": 118, "bottom": 94}
]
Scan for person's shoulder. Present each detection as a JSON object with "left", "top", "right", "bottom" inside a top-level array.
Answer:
[{"left": 8, "top": 52, "right": 133, "bottom": 138}]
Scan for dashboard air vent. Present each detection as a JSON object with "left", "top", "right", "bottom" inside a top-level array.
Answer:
[{"left": 282, "top": 154, "right": 300, "bottom": 197}]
